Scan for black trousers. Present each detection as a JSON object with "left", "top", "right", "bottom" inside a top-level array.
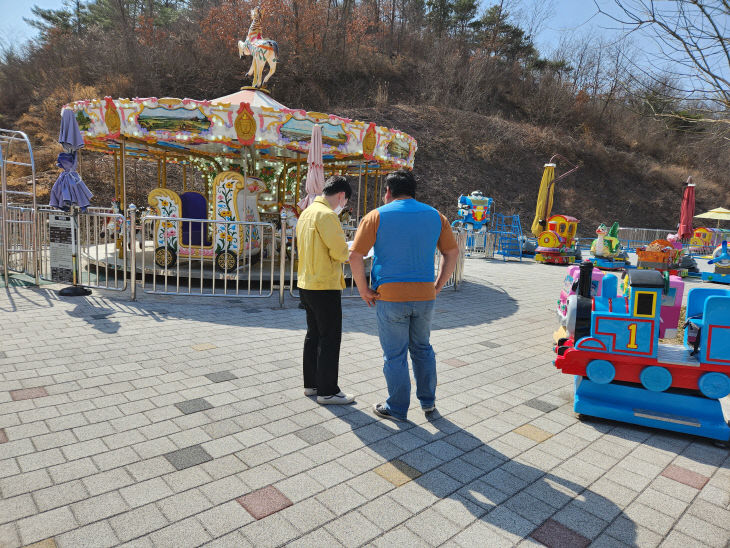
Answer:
[{"left": 299, "top": 289, "right": 342, "bottom": 397}]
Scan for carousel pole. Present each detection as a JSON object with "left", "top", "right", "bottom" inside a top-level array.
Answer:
[
  {"left": 356, "top": 164, "right": 362, "bottom": 223},
  {"left": 295, "top": 158, "right": 301, "bottom": 206},
  {"left": 374, "top": 169, "right": 379, "bottom": 207},
  {"left": 121, "top": 138, "right": 127, "bottom": 213},
  {"left": 182, "top": 164, "right": 187, "bottom": 192},
  {"left": 113, "top": 151, "right": 119, "bottom": 201},
  {"left": 162, "top": 152, "right": 167, "bottom": 188},
  {"left": 363, "top": 169, "right": 369, "bottom": 217}
]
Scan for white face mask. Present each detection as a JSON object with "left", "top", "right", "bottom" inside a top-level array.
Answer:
[{"left": 333, "top": 205, "right": 344, "bottom": 215}]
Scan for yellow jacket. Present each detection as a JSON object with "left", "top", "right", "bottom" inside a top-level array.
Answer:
[{"left": 296, "top": 196, "right": 349, "bottom": 290}]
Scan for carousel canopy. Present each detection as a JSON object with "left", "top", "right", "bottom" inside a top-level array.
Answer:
[{"left": 63, "top": 89, "right": 416, "bottom": 172}]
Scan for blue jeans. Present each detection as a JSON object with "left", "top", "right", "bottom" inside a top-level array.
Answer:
[{"left": 376, "top": 300, "right": 436, "bottom": 420}]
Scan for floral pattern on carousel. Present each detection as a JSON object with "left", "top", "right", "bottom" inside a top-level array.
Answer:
[
  {"left": 151, "top": 195, "right": 180, "bottom": 250},
  {"left": 214, "top": 174, "right": 241, "bottom": 256}
]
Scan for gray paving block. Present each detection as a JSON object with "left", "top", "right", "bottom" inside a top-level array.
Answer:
[
  {"left": 294, "top": 425, "right": 335, "bottom": 445},
  {"left": 174, "top": 398, "right": 214, "bottom": 414},
  {"left": 204, "top": 371, "right": 238, "bottom": 383},
  {"left": 524, "top": 399, "right": 559, "bottom": 413},
  {"left": 163, "top": 444, "right": 213, "bottom": 470}
]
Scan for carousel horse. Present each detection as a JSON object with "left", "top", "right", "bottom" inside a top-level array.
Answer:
[{"left": 237, "top": 7, "right": 279, "bottom": 88}]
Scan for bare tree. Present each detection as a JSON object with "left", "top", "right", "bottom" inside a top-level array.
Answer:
[{"left": 598, "top": 0, "right": 729, "bottom": 127}]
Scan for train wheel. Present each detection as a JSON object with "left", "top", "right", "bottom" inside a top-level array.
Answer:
[
  {"left": 640, "top": 366, "right": 672, "bottom": 392},
  {"left": 587, "top": 360, "right": 615, "bottom": 384},
  {"left": 698, "top": 372, "right": 730, "bottom": 400}
]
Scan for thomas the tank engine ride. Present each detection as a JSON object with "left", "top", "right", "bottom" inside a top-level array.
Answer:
[{"left": 555, "top": 261, "right": 730, "bottom": 442}]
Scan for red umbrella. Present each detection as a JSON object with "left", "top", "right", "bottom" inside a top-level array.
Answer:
[{"left": 678, "top": 176, "right": 695, "bottom": 239}]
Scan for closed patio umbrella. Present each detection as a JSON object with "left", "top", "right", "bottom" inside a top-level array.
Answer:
[
  {"left": 531, "top": 163, "right": 555, "bottom": 237},
  {"left": 50, "top": 109, "right": 93, "bottom": 211},
  {"left": 677, "top": 177, "right": 695, "bottom": 239},
  {"left": 297, "top": 124, "right": 324, "bottom": 210},
  {"left": 51, "top": 108, "right": 93, "bottom": 296}
]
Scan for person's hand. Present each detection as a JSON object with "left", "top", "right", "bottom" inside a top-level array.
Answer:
[
  {"left": 434, "top": 283, "right": 444, "bottom": 297},
  {"left": 359, "top": 287, "right": 380, "bottom": 307}
]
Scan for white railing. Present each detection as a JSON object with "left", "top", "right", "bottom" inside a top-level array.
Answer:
[{"left": 139, "top": 215, "right": 277, "bottom": 298}]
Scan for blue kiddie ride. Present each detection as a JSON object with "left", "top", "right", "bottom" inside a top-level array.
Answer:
[
  {"left": 702, "top": 241, "right": 730, "bottom": 284},
  {"left": 451, "top": 191, "right": 493, "bottom": 233}
]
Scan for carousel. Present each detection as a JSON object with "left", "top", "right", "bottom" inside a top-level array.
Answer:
[{"left": 61, "top": 7, "right": 416, "bottom": 280}]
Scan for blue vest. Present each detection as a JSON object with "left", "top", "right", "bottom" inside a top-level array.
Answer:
[{"left": 371, "top": 199, "right": 443, "bottom": 289}]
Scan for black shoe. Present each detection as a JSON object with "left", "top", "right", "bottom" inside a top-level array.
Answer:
[{"left": 373, "top": 403, "right": 405, "bottom": 422}]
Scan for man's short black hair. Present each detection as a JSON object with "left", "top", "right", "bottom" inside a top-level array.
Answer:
[
  {"left": 385, "top": 170, "right": 417, "bottom": 199},
  {"left": 322, "top": 175, "right": 352, "bottom": 199}
]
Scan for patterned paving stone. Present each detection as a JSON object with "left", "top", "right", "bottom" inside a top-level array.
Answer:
[
  {"left": 443, "top": 358, "right": 468, "bottom": 367},
  {"left": 0, "top": 428, "right": 7, "bottom": 443},
  {"left": 191, "top": 343, "right": 216, "bottom": 351},
  {"left": 374, "top": 459, "right": 422, "bottom": 487},
  {"left": 530, "top": 518, "right": 591, "bottom": 548},
  {"left": 163, "top": 445, "right": 213, "bottom": 470},
  {"left": 479, "top": 340, "right": 501, "bottom": 348},
  {"left": 294, "top": 425, "right": 335, "bottom": 445},
  {"left": 524, "top": 399, "right": 559, "bottom": 413},
  {"left": 661, "top": 464, "right": 709, "bottom": 490},
  {"left": 23, "top": 539, "right": 57, "bottom": 548},
  {"left": 174, "top": 398, "right": 214, "bottom": 415},
  {"left": 237, "top": 485, "right": 293, "bottom": 519},
  {"left": 10, "top": 387, "right": 49, "bottom": 401},
  {"left": 514, "top": 424, "right": 553, "bottom": 443},
  {"left": 204, "top": 371, "right": 238, "bottom": 383}
]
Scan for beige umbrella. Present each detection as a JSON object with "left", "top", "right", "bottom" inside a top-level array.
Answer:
[{"left": 695, "top": 207, "right": 730, "bottom": 228}]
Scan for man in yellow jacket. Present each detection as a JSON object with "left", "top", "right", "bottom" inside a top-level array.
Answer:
[{"left": 296, "top": 176, "right": 355, "bottom": 404}]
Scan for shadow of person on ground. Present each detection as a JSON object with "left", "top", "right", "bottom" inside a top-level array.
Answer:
[{"left": 320, "top": 403, "right": 637, "bottom": 546}]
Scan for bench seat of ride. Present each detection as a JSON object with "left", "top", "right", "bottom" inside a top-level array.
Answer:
[{"left": 180, "top": 192, "right": 212, "bottom": 246}]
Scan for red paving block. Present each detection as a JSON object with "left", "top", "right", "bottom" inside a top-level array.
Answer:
[
  {"left": 0, "top": 428, "right": 7, "bottom": 443},
  {"left": 531, "top": 519, "right": 591, "bottom": 548},
  {"left": 443, "top": 358, "right": 468, "bottom": 367},
  {"left": 661, "top": 464, "right": 709, "bottom": 490},
  {"left": 237, "top": 485, "right": 293, "bottom": 520},
  {"left": 10, "top": 387, "right": 49, "bottom": 401}
]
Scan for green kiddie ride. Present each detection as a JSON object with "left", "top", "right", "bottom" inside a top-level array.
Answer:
[{"left": 590, "top": 222, "right": 630, "bottom": 270}]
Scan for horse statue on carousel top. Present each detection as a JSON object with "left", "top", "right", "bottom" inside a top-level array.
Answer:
[{"left": 238, "top": 6, "right": 279, "bottom": 89}]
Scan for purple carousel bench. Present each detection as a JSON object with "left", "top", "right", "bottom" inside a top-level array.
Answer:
[{"left": 180, "top": 192, "right": 212, "bottom": 247}]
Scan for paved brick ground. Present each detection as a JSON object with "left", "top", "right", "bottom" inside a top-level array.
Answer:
[{"left": 1, "top": 258, "right": 729, "bottom": 547}]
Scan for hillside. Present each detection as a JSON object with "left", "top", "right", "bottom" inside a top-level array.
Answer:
[{"left": 339, "top": 104, "right": 726, "bottom": 233}]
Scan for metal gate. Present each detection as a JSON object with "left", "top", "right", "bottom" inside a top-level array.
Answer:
[
  {"left": 0, "top": 130, "right": 39, "bottom": 285},
  {"left": 36, "top": 207, "right": 128, "bottom": 291}
]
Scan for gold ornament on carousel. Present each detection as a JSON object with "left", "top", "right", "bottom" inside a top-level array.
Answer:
[{"left": 105, "top": 99, "right": 121, "bottom": 134}]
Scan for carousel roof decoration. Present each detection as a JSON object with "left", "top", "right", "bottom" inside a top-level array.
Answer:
[{"left": 62, "top": 8, "right": 416, "bottom": 172}]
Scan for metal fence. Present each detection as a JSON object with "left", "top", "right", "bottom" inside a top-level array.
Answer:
[
  {"left": 1, "top": 205, "right": 36, "bottom": 276},
  {"left": 37, "top": 207, "right": 128, "bottom": 292},
  {"left": 8, "top": 201, "right": 467, "bottom": 303},
  {"left": 139, "top": 215, "right": 277, "bottom": 298}
]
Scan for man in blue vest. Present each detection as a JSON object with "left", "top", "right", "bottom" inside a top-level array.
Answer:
[{"left": 349, "top": 170, "right": 459, "bottom": 421}]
